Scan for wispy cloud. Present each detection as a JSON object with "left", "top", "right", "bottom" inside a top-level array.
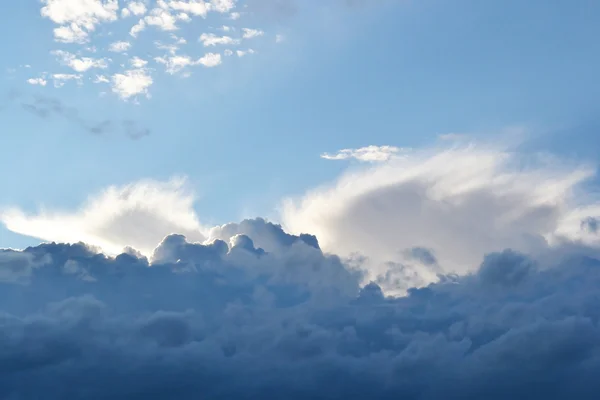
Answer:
[
  {"left": 321, "top": 145, "right": 405, "bottom": 162},
  {"left": 19, "top": 95, "right": 151, "bottom": 140}
]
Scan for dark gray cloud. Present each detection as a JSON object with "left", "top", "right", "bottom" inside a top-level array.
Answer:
[
  {"left": 1, "top": 92, "right": 150, "bottom": 140},
  {"left": 1, "top": 219, "right": 600, "bottom": 398}
]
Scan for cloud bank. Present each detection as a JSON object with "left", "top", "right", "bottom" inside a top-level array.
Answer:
[
  {"left": 2, "top": 142, "right": 600, "bottom": 396},
  {"left": 2, "top": 217, "right": 600, "bottom": 398}
]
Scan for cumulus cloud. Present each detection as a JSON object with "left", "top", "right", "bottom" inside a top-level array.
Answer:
[
  {"left": 111, "top": 68, "right": 153, "bottom": 99},
  {"left": 155, "top": 53, "right": 221, "bottom": 74},
  {"left": 283, "top": 143, "right": 600, "bottom": 291},
  {"left": 26, "top": 78, "right": 47, "bottom": 86},
  {"left": 108, "top": 40, "right": 131, "bottom": 52},
  {"left": 1, "top": 178, "right": 203, "bottom": 256},
  {"left": 242, "top": 27, "right": 265, "bottom": 39},
  {"left": 236, "top": 49, "right": 255, "bottom": 57},
  {"left": 130, "top": 56, "right": 149, "bottom": 68},
  {"left": 2, "top": 217, "right": 600, "bottom": 397},
  {"left": 52, "top": 50, "right": 109, "bottom": 72},
  {"left": 41, "top": 0, "right": 119, "bottom": 43},
  {"left": 51, "top": 73, "right": 83, "bottom": 88},
  {"left": 321, "top": 145, "right": 405, "bottom": 162},
  {"left": 121, "top": 0, "right": 148, "bottom": 17},
  {"left": 199, "top": 33, "right": 240, "bottom": 46}
]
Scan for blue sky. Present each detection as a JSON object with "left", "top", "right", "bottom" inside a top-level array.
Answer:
[{"left": 1, "top": 0, "right": 600, "bottom": 251}]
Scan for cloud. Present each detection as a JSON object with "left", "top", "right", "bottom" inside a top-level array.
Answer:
[
  {"left": 26, "top": 78, "right": 48, "bottom": 86},
  {"left": 41, "top": 0, "right": 119, "bottom": 43},
  {"left": 111, "top": 68, "right": 153, "bottom": 99},
  {"left": 52, "top": 73, "right": 83, "bottom": 88},
  {"left": 199, "top": 33, "right": 240, "bottom": 46},
  {"left": 198, "top": 52, "right": 222, "bottom": 66},
  {"left": 1, "top": 178, "right": 204, "bottom": 257},
  {"left": 242, "top": 28, "right": 265, "bottom": 39},
  {"left": 167, "top": 0, "right": 237, "bottom": 17},
  {"left": 130, "top": 56, "right": 148, "bottom": 68},
  {"left": 144, "top": 7, "right": 179, "bottom": 31},
  {"left": 155, "top": 53, "right": 222, "bottom": 74},
  {"left": 236, "top": 49, "right": 255, "bottom": 57},
  {"left": 282, "top": 143, "right": 600, "bottom": 291},
  {"left": 2, "top": 215, "right": 600, "bottom": 397},
  {"left": 108, "top": 41, "right": 131, "bottom": 52},
  {"left": 51, "top": 50, "right": 109, "bottom": 72},
  {"left": 321, "top": 145, "right": 405, "bottom": 162},
  {"left": 129, "top": 19, "right": 146, "bottom": 37},
  {"left": 121, "top": 1, "right": 148, "bottom": 17},
  {"left": 18, "top": 95, "right": 151, "bottom": 140}
]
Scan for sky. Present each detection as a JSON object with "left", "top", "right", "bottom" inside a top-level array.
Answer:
[{"left": 2, "top": 0, "right": 600, "bottom": 398}]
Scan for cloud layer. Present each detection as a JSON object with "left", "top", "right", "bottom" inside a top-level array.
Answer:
[{"left": 2, "top": 217, "right": 600, "bottom": 398}]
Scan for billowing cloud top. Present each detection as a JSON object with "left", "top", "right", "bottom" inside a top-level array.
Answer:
[
  {"left": 3, "top": 142, "right": 600, "bottom": 397},
  {"left": 2, "top": 217, "right": 600, "bottom": 398}
]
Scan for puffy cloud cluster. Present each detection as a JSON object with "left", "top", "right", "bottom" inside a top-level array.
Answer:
[
  {"left": 32, "top": 0, "right": 274, "bottom": 101},
  {"left": 283, "top": 144, "right": 600, "bottom": 291},
  {"left": 2, "top": 216, "right": 600, "bottom": 398}
]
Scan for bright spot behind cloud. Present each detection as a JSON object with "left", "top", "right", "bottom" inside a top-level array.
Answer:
[
  {"left": 1, "top": 177, "right": 206, "bottom": 256},
  {"left": 284, "top": 143, "right": 600, "bottom": 291}
]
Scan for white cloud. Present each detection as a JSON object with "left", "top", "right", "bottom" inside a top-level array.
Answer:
[
  {"left": 0, "top": 178, "right": 204, "bottom": 256},
  {"left": 167, "top": 0, "right": 235, "bottom": 17},
  {"left": 236, "top": 49, "right": 255, "bottom": 57},
  {"left": 275, "top": 34, "right": 285, "bottom": 43},
  {"left": 108, "top": 40, "right": 131, "bottom": 52},
  {"left": 197, "top": 52, "right": 222, "bottom": 67},
  {"left": 111, "top": 68, "right": 153, "bottom": 100},
  {"left": 156, "top": 53, "right": 221, "bottom": 74},
  {"left": 209, "top": 0, "right": 236, "bottom": 13},
  {"left": 52, "top": 73, "right": 83, "bottom": 87},
  {"left": 129, "top": 19, "right": 146, "bottom": 37},
  {"left": 199, "top": 33, "right": 240, "bottom": 46},
  {"left": 52, "top": 50, "right": 109, "bottom": 72},
  {"left": 282, "top": 143, "right": 600, "bottom": 290},
  {"left": 224, "top": 49, "right": 233, "bottom": 56},
  {"left": 93, "top": 74, "right": 110, "bottom": 83},
  {"left": 123, "top": 1, "right": 147, "bottom": 16},
  {"left": 143, "top": 8, "right": 179, "bottom": 31},
  {"left": 242, "top": 28, "right": 264, "bottom": 39},
  {"left": 321, "top": 145, "right": 405, "bottom": 162},
  {"left": 155, "top": 41, "right": 180, "bottom": 55},
  {"left": 168, "top": 0, "right": 210, "bottom": 17},
  {"left": 27, "top": 78, "right": 48, "bottom": 86},
  {"left": 230, "top": 11, "right": 240, "bottom": 20},
  {"left": 41, "top": 0, "right": 119, "bottom": 43},
  {"left": 53, "top": 23, "right": 89, "bottom": 43},
  {"left": 130, "top": 56, "right": 148, "bottom": 68},
  {"left": 171, "top": 34, "right": 187, "bottom": 44},
  {"left": 176, "top": 12, "right": 191, "bottom": 21}
]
